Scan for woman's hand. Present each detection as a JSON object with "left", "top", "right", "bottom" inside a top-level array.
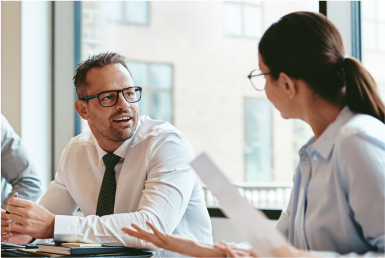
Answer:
[
  {"left": 214, "top": 242, "right": 316, "bottom": 257},
  {"left": 122, "top": 221, "right": 225, "bottom": 257},
  {"left": 214, "top": 242, "right": 258, "bottom": 257}
]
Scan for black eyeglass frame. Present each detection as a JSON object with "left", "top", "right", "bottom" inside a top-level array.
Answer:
[
  {"left": 80, "top": 86, "right": 143, "bottom": 107},
  {"left": 247, "top": 69, "right": 271, "bottom": 91}
]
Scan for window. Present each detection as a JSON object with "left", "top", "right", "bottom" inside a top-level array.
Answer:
[
  {"left": 361, "top": 1, "right": 385, "bottom": 102},
  {"left": 80, "top": 1, "right": 319, "bottom": 208},
  {"left": 244, "top": 98, "right": 271, "bottom": 182},
  {"left": 102, "top": 1, "right": 149, "bottom": 25},
  {"left": 127, "top": 61, "right": 173, "bottom": 124},
  {"left": 223, "top": 1, "right": 263, "bottom": 39},
  {"left": 361, "top": 1, "right": 385, "bottom": 52}
]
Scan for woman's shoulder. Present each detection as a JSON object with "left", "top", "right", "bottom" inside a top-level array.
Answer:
[{"left": 336, "top": 113, "right": 385, "bottom": 149}]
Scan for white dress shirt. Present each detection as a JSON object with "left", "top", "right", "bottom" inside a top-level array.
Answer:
[{"left": 38, "top": 115, "right": 213, "bottom": 256}]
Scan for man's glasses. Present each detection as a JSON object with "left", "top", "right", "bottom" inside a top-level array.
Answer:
[
  {"left": 247, "top": 69, "right": 270, "bottom": 91},
  {"left": 80, "top": 86, "right": 142, "bottom": 107}
]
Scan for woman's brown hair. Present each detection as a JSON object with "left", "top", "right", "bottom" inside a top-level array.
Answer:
[{"left": 259, "top": 11, "right": 384, "bottom": 123}]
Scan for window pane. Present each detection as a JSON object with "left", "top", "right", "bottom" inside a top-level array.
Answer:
[
  {"left": 102, "top": 1, "right": 123, "bottom": 22},
  {"left": 362, "top": 21, "right": 377, "bottom": 50},
  {"left": 245, "top": 1, "right": 262, "bottom": 5},
  {"left": 125, "top": 1, "right": 149, "bottom": 25},
  {"left": 126, "top": 61, "right": 148, "bottom": 85},
  {"left": 379, "top": 23, "right": 385, "bottom": 51},
  {"left": 362, "top": 1, "right": 385, "bottom": 103},
  {"left": 244, "top": 98, "right": 271, "bottom": 182},
  {"left": 362, "top": 1, "right": 376, "bottom": 20},
  {"left": 244, "top": 6, "right": 262, "bottom": 38},
  {"left": 150, "top": 64, "right": 173, "bottom": 89},
  {"left": 305, "top": 1, "right": 319, "bottom": 13},
  {"left": 223, "top": 3, "right": 242, "bottom": 36},
  {"left": 139, "top": 91, "right": 149, "bottom": 117},
  {"left": 152, "top": 92, "right": 172, "bottom": 123},
  {"left": 379, "top": 2, "right": 385, "bottom": 22}
]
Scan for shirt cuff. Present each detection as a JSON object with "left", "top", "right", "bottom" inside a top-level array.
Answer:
[{"left": 53, "top": 215, "right": 80, "bottom": 242}]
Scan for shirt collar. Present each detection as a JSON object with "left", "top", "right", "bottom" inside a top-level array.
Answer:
[{"left": 309, "top": 106, "right": 355, "bottom": 160}]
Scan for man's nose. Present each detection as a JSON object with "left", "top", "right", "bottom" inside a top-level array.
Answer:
[{"left": 116, "top": 92, "right": 130, "bottom": 109}]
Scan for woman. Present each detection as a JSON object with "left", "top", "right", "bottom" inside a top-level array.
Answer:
[{"left": 122, "top": 12, "right": 385, "bottom": 257}]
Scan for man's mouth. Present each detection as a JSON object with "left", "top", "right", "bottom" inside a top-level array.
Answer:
[{"left": 113, "top": 117, "right": 132, "bottom": 123}]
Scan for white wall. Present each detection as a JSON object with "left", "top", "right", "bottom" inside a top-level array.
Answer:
[
  {"left": 21, "top": 1, "right": 52, "bottom": 189},
  {"left": 1, "top": 2, "right": 52, "bottom": 190},
  {"left": 1, "top": 2, "right": 22, "bottom": 135}
]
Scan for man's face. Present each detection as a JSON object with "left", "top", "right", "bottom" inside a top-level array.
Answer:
[{"left": 84, "top": 63, "right": 139, "bottom": 143}]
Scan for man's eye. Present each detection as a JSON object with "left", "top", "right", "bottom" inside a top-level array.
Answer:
[{"left": 102, "top": 95, "right": 112, "bottom": 100}]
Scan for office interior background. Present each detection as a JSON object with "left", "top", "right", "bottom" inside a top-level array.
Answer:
[{"left": 1, "top": 0, "right": 385, "bottom": 241}]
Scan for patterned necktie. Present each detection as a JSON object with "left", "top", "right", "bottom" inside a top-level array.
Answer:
[{"left": 96, "top": 152, "right": 121, "bottom": 216}]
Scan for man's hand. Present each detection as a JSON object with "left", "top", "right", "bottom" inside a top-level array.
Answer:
[
  {"left": 7, "top": 198, "right": 55, "bottom": 239},
  {"left": 1, "top": 209, "right": 12, "bottom": 242},
  {"left": 4, "top": 232, "right": 33, "bottom": 246}
]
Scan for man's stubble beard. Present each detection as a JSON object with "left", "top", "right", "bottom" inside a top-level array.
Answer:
[{"left": 89, "top": 110, "right": 138, "bottom": 142}]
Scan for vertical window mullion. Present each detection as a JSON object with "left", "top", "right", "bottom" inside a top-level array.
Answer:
[
  {"left": 147, "top": 63, "right": 153, "bottom": 119},
  {"left": 351, "top": 1, "right": 362, "bottom": 60}
]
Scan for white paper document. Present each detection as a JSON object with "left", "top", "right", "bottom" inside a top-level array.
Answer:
[{"left": 190, "top": 153, "right": 288, "bottom": 257}]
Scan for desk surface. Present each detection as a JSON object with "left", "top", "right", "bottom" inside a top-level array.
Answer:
[{"left": 1, "top": 249, "right": 152, "bottom": 257}]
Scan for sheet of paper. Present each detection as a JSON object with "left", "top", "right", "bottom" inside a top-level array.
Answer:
[{"left": 190, "top": 153, "right": 287, "bottom": 257}]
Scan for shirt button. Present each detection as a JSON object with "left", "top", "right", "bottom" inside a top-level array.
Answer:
[{"left": 313, "top": 156, "right": 318, "bottom": 161}]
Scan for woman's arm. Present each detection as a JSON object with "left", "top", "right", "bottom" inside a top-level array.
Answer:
[{"left": 122, "top": 221, "right": 225, "bottom": 257}]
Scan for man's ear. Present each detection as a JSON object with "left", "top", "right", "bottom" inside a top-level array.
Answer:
[
  {"left": 75, "top": 99, "right": 90, "bottom": 120},
  {"left": 278, "top": 72, "right": 297, "bottom": 99}
]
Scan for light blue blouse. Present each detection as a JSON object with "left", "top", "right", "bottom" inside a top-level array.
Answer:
[{"left": 276, "top": 107, "right": 385, "bottom": 256}]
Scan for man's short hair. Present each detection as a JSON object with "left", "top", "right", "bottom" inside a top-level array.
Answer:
[{"left": 73, "top": 52, "right": 132, "bottom": 99}]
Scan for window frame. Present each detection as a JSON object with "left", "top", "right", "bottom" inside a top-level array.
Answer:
[
  {"left": 243, "top": 97, "right": 273, "bottom": 183},
  {"left": 104, "top": 1, "right": 150, "bottom": 26},
  {"left": 223, "top": 1, "right": 264, "bottom": 40}
]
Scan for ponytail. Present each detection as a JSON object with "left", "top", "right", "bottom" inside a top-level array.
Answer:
[{"left": 343, "top": 57, "right": 385, "bottom": 123}]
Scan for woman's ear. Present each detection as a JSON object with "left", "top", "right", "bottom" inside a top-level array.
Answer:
[
  {"left": 75, "top": 100, "right": 90, "bottom": 120},
  {"left": 278, "top": 72, "right": 297, "bottom": 99}
]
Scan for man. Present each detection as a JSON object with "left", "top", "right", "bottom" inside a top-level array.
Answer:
[
  {"left": 2, "top": 52, "right": 212, "bottom": 255},
  {"left": 1, "top": 115, "right": 44, "bottom": 243}
]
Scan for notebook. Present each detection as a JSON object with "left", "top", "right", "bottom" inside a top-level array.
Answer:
[{"left": 38, "top": 243, "right": 152, "bottom": 256}]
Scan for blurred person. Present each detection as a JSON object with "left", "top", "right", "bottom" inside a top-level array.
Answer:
[
  {"left": 123, "top": 12, "right": 385, "bottom": 257},
  {"left": 2, "top": 52, "right": 212, "bottom": 256},
  {"left": 1, "top": 114, "right": 44, "bottom": 243}
]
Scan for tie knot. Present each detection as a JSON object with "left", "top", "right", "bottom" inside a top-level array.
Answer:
[{"left": 102, "top": 153, "right": 121, "bottom": 169}]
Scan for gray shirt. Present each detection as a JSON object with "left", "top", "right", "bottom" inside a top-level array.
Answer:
[{"left": 1, "top": 114, "right": 44, "bottom": 209}]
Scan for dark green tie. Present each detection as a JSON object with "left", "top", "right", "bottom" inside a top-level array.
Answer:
[{"left": 96, "top": 153, "right": 121, "bottom": 216}]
